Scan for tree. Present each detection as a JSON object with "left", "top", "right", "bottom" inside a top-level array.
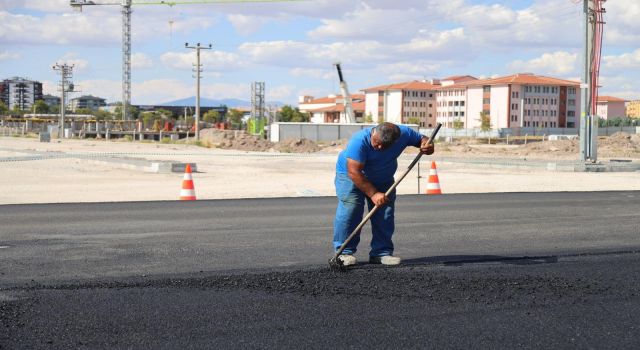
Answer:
[
  {"left": 75, "top": 108, "right": 94, "bottom": 115},
  {"left": 227, "top": 108, "right": 245, "bottom": 129},
  {"left": 114, "top": 103, "right": 140, "bottom": 120},
  {"left": 156, "top": 108, "right": 174, "bottom": 120},
  {"left": 453, "top": 119, "right": 464, "bottom": 136},
  {"left": 365, "top": 112, "right": 374, "bottom": 123},
  {"left": 407, "top": 116, "right": 420, "bottom": 125},
  {"left": 278, "top": 105, "right": 309, "bottom": 122},
  {"left": 203, "top": 109, "right": 221, "bottom": 123},
  {"left": 33, "top": 100, "right": 49, "bottom": 114},
  {"left": 0, "top": 101, "right": 8, "bottom": 115},
  {"left": 93, "top": 109, "right": 113, "bottom": 121},
  {"left": 478, "top": 111, "right": 492, "bottom": 132},
  {"left": 11, "top": 104, "right": 25, "bottom": 116}
]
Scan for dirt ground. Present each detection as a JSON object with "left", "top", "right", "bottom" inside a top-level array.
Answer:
[
  {"left": 0, "top": 130, "right": 639, "bottom": 204},
  {"left": 199, "top": 128, "right": 640, "bottom": 160}
]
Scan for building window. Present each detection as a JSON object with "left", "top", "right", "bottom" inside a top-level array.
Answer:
[
  {"left": 483, "top": 98, "right": 490, "bottom": 104},
  {"left": 568, "top": 99, "right": 575, "bottom": 106},
  {"left": 483, "top": 86, "right": 490, "bottom": 92}
]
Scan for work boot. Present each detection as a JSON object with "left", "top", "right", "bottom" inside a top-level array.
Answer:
[
  {"left": 369, "top": 255, "right": 401, "bottom": 266},
  {"left": 338, "top": 254, "right": 357, "bottom": 266}
]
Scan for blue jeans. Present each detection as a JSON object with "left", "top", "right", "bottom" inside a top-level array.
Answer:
[{"left": 333, "top": 172, "right": 396, "bottom": 257}]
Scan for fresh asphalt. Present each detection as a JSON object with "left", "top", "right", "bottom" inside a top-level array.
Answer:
[{"left": 1, "top": 192, "right": 639, "bottom": 349}]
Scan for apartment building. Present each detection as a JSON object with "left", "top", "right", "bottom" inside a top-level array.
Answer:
[
  {"left": 596, "top": 96, "right": 627, "bottom": 120},
  {"left": 0, "top": 77, "right": 43, "bottom": 111},
  {"left": 362, "top": 81, "right": 438, "bottom": 127},
  {"left": 627, "top": 100, "right": 640, "bottom": 119},
  {"left": 298, "top": 94, "right": 365, "bottom": 123},
  {"left": 436, "top": 73, "right": 581, "bottom": 129},
  {"left": 43, "top": 94, "right": 61, "bottom": 108},
  {"left": 434, "top": 76, "right": 478, "bottom": 128},
  {"left": 70, "top": 95, "right": 106, "bottom": 112}
]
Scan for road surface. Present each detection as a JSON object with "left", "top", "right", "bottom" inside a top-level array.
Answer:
[{"left": 1, "top": 192, "right": 639, "bottom": 348}]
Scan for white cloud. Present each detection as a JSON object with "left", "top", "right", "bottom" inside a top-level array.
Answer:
[
  {"left": 0, "top": 11, "right": 121, "bottom": 46},
  {"left": 160, "top": 50, "right": 246, "bottom": 71},
  {"left": 598, "top": 75, "right": 639, "bottom": 100},
  {"left": 266, "top": 85, "right": 294, "bottom": 101},
  {"left": 51, "top": 53, "right": 90, "bottom": 72},
  {"left": 0, "top": 6, "right": 215, "bottom": 47},
  {"left": 227, "top": 14, "right": 269, "bottom": 36},
  {"left": 507, "top": 51, "right": 578, "bottom": 76},
  {"left": 71, "top": 79, "right": 121, "bottom": 102},
  {"left": 376, "top": 61, "right": 441, "bottom": 82},
  {"left": 290, "top": 68, "right": 334, "bottom": 80},
  {"left": 398, "top": 28, "right": 470, "bottom": 59},
  {"left": 236, "top": 29, "right": 469, "bottom": 72},
  {"left": 603, "top": 49, "right": 640, "bottom": 70},
  {"left": 604, "top": 1, "right": 640, "bottom": 45},
  {"left": 1, "top": 0, "right": 69, "bottom": 13},
  {"left": 0, "top": 50, "right": 20, "bottom": 61},
  {"left": 131, "top": 53, "right": 153, "bottom": 69},
  {"left": 308, "top": 3, "right": 425, "bottom": 42}
]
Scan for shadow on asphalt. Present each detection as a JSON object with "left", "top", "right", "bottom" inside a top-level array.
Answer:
[{"left": 403, "top": 254, "right": 559, "bottom": 266}]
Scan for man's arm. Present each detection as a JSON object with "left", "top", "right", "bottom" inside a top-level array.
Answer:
[
  {"left": 417, "top": 136, "right": 435, "bottom": 155},
  {"left": 347, "top": 158, "right": 389, "bottom": 206}
]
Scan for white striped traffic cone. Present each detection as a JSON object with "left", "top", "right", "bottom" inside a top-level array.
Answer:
[
  {"left": 426, "top": 161, "right": 442, "bottom": 195},
  {"left": 179, "top": 164, "right": 196, "bottom": 200}
]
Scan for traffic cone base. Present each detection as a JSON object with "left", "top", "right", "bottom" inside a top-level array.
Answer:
[
  {"left": 180, "top": 164, "right": 196, "bottom": 200},
  {"left": 426, "top": 161, "right": 442, "bottom": 195}
]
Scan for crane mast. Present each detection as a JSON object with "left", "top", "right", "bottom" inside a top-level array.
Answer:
[
  {"left": 122, "top": 0, "right": 132, "bottom": 119},
  {"left": 334, "top": 63, "right": 355, "bottom": 123}
]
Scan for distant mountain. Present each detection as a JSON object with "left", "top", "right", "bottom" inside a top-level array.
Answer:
[
  {"left": 159, "top": 96, "right": 286, "bottom": 108},
  {"left": 159, "top": 97, "right": 249, "bottom": 108}
]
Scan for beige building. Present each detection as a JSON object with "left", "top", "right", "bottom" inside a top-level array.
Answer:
[
  {"left": 70, "top": 95, "right": 106, "bottom": 112},
  {"left": 298, "top": 94, "right": 365, "bottom": 123},
  {"left": 435, "top": 73, "right": 581, "bottom": 129},
  {"left": 362, "top": 81, "right": 438, "bottom": 128},
  {"left": 596, "top": 96, "right": 627, "bottom": 120},
  {"left": 627, "top": 100, "right": 640, "bottom": 119}
]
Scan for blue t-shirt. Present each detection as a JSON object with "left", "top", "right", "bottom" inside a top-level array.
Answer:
[{"left": 336, "top": 125, "right": 423, "bottom": 184}]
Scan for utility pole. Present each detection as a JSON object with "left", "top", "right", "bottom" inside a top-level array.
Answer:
[
  {"left": 185, "top": 42, "right": 212, "bottom": 141},
  {"left": 52, "top": 63, "right": 74, "bottom": 139},
  {"left": 251, "top": 81, "right": 265, "bottom": 136},
  {"left": 580, "top": 0, "right": 605, "bottom": 162}
]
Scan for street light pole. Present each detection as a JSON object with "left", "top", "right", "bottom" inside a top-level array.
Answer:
[{"left": 185, "top": 42, "right": 212, "bottom": 141}]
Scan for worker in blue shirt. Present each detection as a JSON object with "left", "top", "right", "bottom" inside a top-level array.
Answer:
[{"left": 333, "top": 122, "right": 435, "bottom": 266}]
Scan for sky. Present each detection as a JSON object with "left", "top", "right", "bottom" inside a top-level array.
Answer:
[{"left": 1, "top": 0, "right": 639, "bottom": 106}]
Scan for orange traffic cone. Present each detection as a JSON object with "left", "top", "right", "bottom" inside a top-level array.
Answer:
[
  {"left": 180, "top": 164, "right": 196, "bottom": 200},
  {"left": 426, "top": 161, "right": 442, "bottom": 195}
]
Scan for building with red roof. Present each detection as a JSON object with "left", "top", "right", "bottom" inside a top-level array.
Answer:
[{"left": 596, "top": 96, "right": 627, "bottom": 120}]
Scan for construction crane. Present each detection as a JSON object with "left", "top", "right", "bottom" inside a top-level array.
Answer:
[
  {"left": 69, "top": 0, "right": 304, "bottom": 120},
  {"left": 334, "top": 62, "right": 355, "bottom": 123}
]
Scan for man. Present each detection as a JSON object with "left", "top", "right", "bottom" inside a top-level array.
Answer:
[{"left": 333, "top": 122, "right": 435, "bottom": 266}]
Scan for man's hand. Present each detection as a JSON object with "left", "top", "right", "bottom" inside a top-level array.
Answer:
[
  {"left": 420, "top": 137, "right": 435, "bottom": 155},
  {"left": 371, "top": 192, "right": 389, "bottom": 206}
]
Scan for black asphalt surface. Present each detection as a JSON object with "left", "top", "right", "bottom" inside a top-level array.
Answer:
[{"left": 1, "top": 192, "right": 639, "bottom": 349}]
